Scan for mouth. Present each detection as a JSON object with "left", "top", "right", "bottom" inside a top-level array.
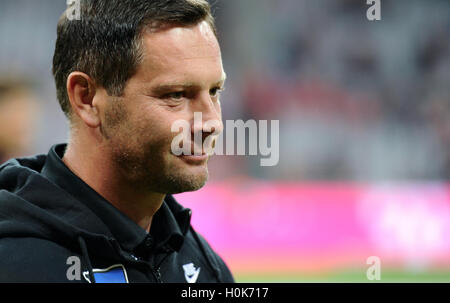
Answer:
[
  {"left": 178, "top": 153, "right": 209, "bottom": 164},
  {"left": 175, "top": 143, "right": 210, "bottom": 164}
]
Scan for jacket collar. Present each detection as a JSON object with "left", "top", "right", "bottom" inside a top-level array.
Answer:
[{"left": 41, "top": 144, "right": 192, "bottom": 254}]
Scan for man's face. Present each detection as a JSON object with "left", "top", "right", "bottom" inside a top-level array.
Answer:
[{"left": 101, "top": 21, "right": 225, "bottom": 194}]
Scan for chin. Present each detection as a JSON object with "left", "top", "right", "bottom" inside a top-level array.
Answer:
[
  {"left": 150, "top": 153, "right": 209, "bottom": 194},
  {"left": 179, "top": 167, "right": 209, "bottom": 191},
  {"left": 154, "top": 162, "right": 208, "bottom": 195},
  {"left": 163, "top": 175, "right": 208, "bottom": 194}
]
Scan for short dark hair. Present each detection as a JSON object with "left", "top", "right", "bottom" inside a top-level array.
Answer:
[{"left": 52, "top": 0, "right": 217, "bottom": 119}]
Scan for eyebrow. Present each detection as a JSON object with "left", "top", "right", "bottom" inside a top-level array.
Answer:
[{"left": 151, "top": 73, "right": 227, "bottom": 94}]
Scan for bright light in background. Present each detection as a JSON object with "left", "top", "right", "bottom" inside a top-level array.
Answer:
[
  {"left": 358, "top": 184, "right": 450, "bottom": 271},
  {"left": 176, "top": 181, "right": 450, "bottom": 282}
]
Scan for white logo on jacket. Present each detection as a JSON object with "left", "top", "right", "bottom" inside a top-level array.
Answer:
[{"left": 182, "top": 263, "right": 201, "bottom": 283}]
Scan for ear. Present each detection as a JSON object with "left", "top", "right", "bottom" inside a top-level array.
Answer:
[{"left": 66, "top": 72, "right": 101, "bottom": 128}]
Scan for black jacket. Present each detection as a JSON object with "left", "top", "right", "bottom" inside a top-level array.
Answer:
[{"left": 0, "top": 144, "right": 234, "bottom": 283}]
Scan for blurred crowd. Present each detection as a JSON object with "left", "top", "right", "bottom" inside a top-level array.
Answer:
[
  {"left": 213, "top": 0, "right": 450, "bottom": 180},
  {"left": 0, "top": 0, "right": 449, "bottom": 180}
]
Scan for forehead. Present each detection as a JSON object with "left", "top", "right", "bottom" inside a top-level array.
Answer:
[{"left": 134, "top": 21, "right": 223, "bottom": 86}]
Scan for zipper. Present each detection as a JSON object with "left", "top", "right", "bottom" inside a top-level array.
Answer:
[
  {"left": 129, "top": 253, "right": 163, "bottom": 283},
  {"left": 128, "top": 248, "right": 172, "bottom": 283},
  {"left": 153, "top": 267, "right": 162, "bottom": 283},
  {"left": 151, "top": 250, "right": 173, "bottom": 283}
]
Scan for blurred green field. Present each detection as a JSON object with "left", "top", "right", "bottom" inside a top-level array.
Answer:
[{"left": 235, "top": 270, "right": 450, "bottom": 283}]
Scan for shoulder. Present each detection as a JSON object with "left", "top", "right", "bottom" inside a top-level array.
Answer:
[
  {"left": 0, "top": 237, "right": 80, "bottom": 283},
  {"left": 188, "top": 230, "right": 235, "bottom": 283}
]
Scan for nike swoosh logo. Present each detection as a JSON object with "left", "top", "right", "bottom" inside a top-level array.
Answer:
[{"left": 185, "top": 268, "right": 201, "bottom": 283}]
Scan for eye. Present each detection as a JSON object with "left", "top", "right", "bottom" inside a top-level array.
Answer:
[
  {"left": 164, "top": 91, "right": 186, "bottom": 100},
  {"left": 210, "top": 86, "right": 224, "bottom": 98}
]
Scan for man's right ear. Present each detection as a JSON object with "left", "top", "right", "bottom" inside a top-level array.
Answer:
[{"left": 66, "top": 72, "right": 101, "bottom": 128}]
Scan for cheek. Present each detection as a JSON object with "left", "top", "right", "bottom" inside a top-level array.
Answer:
[{"left": 133, "top": 107, "right": 183, "bottom": 146}]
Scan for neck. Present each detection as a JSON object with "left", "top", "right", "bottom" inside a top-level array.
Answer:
[{"left": 62, "top": 134, "right": 165, "bottom": 233}]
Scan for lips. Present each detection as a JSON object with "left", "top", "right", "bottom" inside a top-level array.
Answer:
[
  {"left": 175, "top": 140, "right": 214, "bottom": 156},
  {"left": 189, "top": 146, "right": 208, "bottom": 156},
  {"left": 170, "top": 140, "right": 208, "bottom": 164},
  {"left": 178, "top": 153, "right": 209, "bottom": 164}
]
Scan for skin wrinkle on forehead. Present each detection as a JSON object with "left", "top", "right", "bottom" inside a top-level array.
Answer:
[
  {"left": 144, "top": 45, "right": 219, "bottom": 64},
  {"left": 142, "top": 21, "right": 219, "bottom": 61},
  {"left": 150, "top": 72, "right": 227, "bottom": 92},
  {"left": 143, "top": 20, "right": 215, "bottom": 43}
]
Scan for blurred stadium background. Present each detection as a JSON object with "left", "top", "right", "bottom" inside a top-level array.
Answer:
[{"left": 1, "top": 0, "right": 449, "bottom": 282}]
